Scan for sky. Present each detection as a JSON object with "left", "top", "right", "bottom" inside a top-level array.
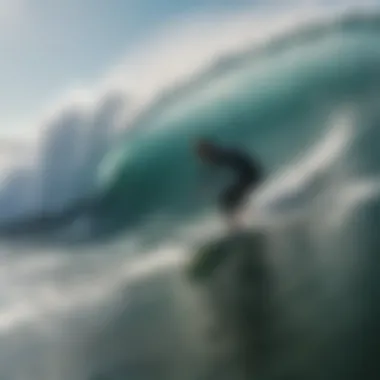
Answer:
[{"left": 0, "top": 0, "right": 378, "bottom": 139}]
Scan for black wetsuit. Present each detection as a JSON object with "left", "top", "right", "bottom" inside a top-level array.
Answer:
[{"left": 211, "top": 147, "right": 263, "bottom": 215}]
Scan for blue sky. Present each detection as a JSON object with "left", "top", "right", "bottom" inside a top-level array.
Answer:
[{"left": 0, "top": 0, "right": 257, "bottom": 134}]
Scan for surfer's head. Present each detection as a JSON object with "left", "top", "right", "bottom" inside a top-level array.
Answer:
[{"left": 194, "top": 138, "right": 218, "bottom": 160}]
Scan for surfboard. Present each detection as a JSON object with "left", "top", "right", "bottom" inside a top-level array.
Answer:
[{"left": 186, "top": 230, "right": 264, "bottom": 281}]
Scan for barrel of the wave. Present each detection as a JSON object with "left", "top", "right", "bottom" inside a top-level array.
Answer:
[{"left": 186, "top": 229, "right": 275, "bottom": 379}]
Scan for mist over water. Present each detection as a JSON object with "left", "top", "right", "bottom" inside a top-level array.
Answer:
[{"left": 1, "top": 7, "right": 380, "bottom": 380}]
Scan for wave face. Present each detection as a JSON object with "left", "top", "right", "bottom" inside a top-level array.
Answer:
[
  {"left": 90, "top": 12, "right": 380, "bottom": 239},
  {"left": 1, "top": 10, "right": 380, "bottom": 380}
]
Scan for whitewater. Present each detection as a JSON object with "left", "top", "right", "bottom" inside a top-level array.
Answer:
[{"left": 1, "top": 5, "right": 380, "bottom": 380}]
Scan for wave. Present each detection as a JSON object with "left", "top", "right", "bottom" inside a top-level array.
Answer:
[
  {"left": 1, "top": 10, "right": 380, "bottom": 244},
  {"left": 1, "top": 8, "right": 380, "bottom": 380}
]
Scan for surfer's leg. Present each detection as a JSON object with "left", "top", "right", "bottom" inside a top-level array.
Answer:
[{"left": 219, "top": 179, "right": 252, "bottom": 230}]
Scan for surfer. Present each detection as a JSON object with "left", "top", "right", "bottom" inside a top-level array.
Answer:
[{"left": 194, "top": 139, "right": 263, "bottom": 230}]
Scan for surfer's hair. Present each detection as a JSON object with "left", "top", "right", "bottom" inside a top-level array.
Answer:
[{"left": 196, "top": 137, "right": 215, "bottom": 148}]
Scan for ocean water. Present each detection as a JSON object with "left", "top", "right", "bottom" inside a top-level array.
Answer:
[{"left": 1, "top": 9, "right": 380, "bottom": 380}]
